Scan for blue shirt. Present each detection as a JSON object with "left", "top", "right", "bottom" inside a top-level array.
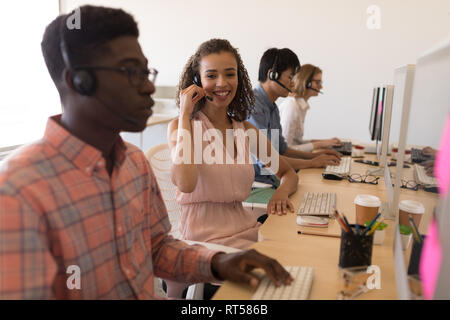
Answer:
[{"left": 248, "top": 84, "right": 287, "bottom": 186}]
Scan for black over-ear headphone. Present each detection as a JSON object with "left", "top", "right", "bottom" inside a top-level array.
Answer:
[
  {"left": 59, "top": 16, "right": 97, "bottom": 96},
  {"left": 305, "top": 66, "right": 323, "bottom": 94},
  {"left": 58, "top": 14, "right": 139, "bottom": 125},
  {"left": 268, "top": 49, "right": 292, "bottom": 93},
  {"left": 268, "top": 51, "right": 280, "bottom": 81},
  {"left": 305, "top": 67, "right": 316, "bottom": 89},
  {"left": 193, "top": 74, "right": 202, "bottom": 87}
]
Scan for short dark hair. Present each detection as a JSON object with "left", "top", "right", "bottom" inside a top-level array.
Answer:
[
  {"left": 41, "top": 5, "right": 139, "bottom": 89},
  {"left": 258, "top": 48, "right": 300, "bottom": 82},
  {"left": 176, "top": 39, "right": 255, "bottom": 122}
]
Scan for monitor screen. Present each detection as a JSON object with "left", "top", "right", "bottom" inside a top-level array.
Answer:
[
  {"left": 376, "top": 87, "right": 386, "bottom": 141},
  {"left": 369, "top": 87, "right": 379, "bottom": 140},
  {"left": 369, "top": 87, "right": 385, "bottom": 141}
]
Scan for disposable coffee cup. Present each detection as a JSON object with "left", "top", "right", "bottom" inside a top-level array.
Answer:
[
  {"left": 354, "top": 194, "right": 381, "bottom": 226},
  {"left": 399, "top": 200, "right": 425, "bottom": 228}
]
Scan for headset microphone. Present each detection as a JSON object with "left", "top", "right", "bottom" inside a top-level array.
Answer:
[
  {"left": 268, "top": 50, "right": 293, "bottom": 93},
  {"left": 274, "top": 80, "right": 292, "bottom": 93},
  {"left": 93, "top": 96, "right": 139, "bottom": 126},
  {"left": 305, "top": 66, "right": 322, "bottom": 94},
  {"left": 309, "top": 87, "right": 323, "bottom": 94}
]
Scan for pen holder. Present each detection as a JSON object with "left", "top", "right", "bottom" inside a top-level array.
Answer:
[
  {"left": 407, "top": 235, "right": 425, "bottom": 276},
  {"left": 339, "top": 225, "right": 374, "bottom": 269}
]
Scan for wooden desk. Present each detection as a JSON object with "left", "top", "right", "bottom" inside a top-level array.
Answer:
[
  {"left": 213, "top": 155, "right": 439, "bottom": 300},
  {"left": 213, "top": 238, "right": 397, "bottom": 300}
]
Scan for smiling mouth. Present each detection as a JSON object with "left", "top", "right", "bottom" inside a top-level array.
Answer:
[{"left": 213, "top": 90, "right": 231, "bottom": 97}]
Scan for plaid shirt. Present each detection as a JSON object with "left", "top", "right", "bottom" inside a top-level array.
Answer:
[{"left": 0, "top": 115, "right": 219, "bottom": 299}]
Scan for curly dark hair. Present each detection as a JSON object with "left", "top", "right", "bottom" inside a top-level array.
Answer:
[
  {"left": 41, "top": 5, "right": 139, "bottom": 91},
  {"left": 176, "top": 39, "right": 255, "bottom": 122}
]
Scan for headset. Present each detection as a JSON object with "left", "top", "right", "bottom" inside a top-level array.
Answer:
[
  {"left": 59, "top": 15, "right": 138, "bottom": 125},
  {"left": 305, "top": 67, "right": 323, "bottom": 94},
  {"left": 59, "top": 18, "right": 97, "bottom": 96},
  {"left": 268, "top": 50, "right": 292, "bottom": 93},
  {"left": 192, "top": 74, "right": 213, "bottom": 101}
]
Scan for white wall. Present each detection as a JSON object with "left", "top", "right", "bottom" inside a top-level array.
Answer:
[{"left": 61, "top": 0, "right": 450, "bottom": 145}]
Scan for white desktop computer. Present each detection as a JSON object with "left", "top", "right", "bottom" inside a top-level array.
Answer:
[{"left": 392, "top": 35, "right": 450, "bottom": 300}]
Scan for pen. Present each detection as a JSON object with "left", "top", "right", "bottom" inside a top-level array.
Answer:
[
  {"left": 367, "top": 220, "right": 383, "bottom": 236},
  {"left": 409, "top": 216, "right": 422, "bottom": 243},
  {"left": 297, "top": 231, "right": 340, "bottom": 238},
  {"left": 355, "top": 223, "right": 360, "bottom": 236},
  {"left": 334, "top": 209, "right": 350, "bottom": 234},
  {"left": 341, "top": 214, "right": 350, "bottom": 229},
  {"left": 341, "top": 213, "right": 354, "bottom": 235},
  {"left": 362, "top": 213, "right": 381, "bottom": 236}
]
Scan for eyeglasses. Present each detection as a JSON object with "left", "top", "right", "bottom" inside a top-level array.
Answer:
[
  {"left": 392, "top": 180, "right": 419, "bottom": 191},
  {"left": 347, "top": 174, "right": 380, "bottom": 185},
  {"left": 76, "top": 66, "right": 158, "bottom": 87}
]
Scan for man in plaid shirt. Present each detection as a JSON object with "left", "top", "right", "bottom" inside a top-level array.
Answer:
[{"left": 0, "top": 5, "right": 292, "bottom": 299}]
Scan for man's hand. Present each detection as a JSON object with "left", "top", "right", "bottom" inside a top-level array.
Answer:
[
  {"left": 424, "top": 161, "right": 435, "bottom": 177},
  {"left": 311, "top": 154, "right": 340, "bottom": 168},
  {"left": 317, "top": 138, "right": 342, "bottom": 149},
  {"left": 315, "top": 149, "right": 342, "bottom": 159},
  {"left": 211, "top": 250, "right": 293, "bottom": 288},
  {"left": 422, "top": 146, "right": 437, "bottom": 158}
]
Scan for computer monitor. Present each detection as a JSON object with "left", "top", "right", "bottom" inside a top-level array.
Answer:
[
  {"left": 368, "top": 86, "right": 394, "bottom": 177},
  {"left": 377, "top": 86, "right": 394, "bottom": 165},
  {"left": 389, "top": 64, "right": 416, "bottom": 300},
  {"left": 369, "top": 87, "right": 378, "bottom": 140},
  {"left": 369, "top": 87, "right": 385, "bottom": 142},
  {"left": 408, "top": 35, "right": 450, "bottom": 299}
]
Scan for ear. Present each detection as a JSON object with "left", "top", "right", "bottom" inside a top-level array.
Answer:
[{"left": 61, "top": 68, "right": 76, "bottom": 92}]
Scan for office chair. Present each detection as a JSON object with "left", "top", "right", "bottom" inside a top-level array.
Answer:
[{"left": 145, "top": 143, "right": 241, "bottom": 299}]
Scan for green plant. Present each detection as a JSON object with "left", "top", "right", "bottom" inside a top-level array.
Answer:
[
  {"left": 399, "top": 224, "right": 412, "bottom": 235},
  {"left": 364, "top": 221, "right": 388, "bottom": 231}
]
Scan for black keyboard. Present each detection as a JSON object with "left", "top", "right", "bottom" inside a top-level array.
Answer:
[
  {"left": 332, "top": 142, "right": 352, "bottom": 156},
  {"left": 411, "top": 148, "right": 432, "bottom": 163}
]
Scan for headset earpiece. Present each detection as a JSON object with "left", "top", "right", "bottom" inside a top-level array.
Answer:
[
  {"left": 60, "top": 16, "right": 97, "bottom": 96},
  {"left": 72, "top": 69, "right": 97, "bottom": 96},
  {"left": 193, "top": 74, "right": 202, "bottom": 87},
  {"left": 306, "top": 67, "right": 316, "bottom": 89},
  {"left": 268, "top": 52, "right": 280, "bottom": 81}
]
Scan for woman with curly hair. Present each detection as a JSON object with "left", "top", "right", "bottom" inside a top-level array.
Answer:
[{"left": 168, "top": 39, "right": 298, "bottom": 250}]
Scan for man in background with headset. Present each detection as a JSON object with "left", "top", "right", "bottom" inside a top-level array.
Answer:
[
  {"left": 249, "top": 48, "right": 341, "bottom": 186},
  {"left": 0, "top": 5, "right": 292, "bottom": 299}
]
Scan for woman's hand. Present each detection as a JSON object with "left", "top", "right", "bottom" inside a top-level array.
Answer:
[
  {"left": 317, "top": 138, "right": 342, "bottom": 149},
  {"left": 422, "top": 146, "right": 437, "bottom": 158},
  {"left": 267, "top": 189, "right": 295, "bottom": 215},
  {"left": 179, "top": 84, "right": 205, "bottom": 118}
]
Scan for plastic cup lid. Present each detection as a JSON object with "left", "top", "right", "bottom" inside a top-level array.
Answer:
[
  {"left": 399, "top": 200, "right": 425, "bottom": 214},
  {"left": 354, "top": 194, "right": 381, "bottom": 207}
]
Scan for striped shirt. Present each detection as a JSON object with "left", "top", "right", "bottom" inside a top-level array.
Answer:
[{"left": 0, "top": 115, "right": 219, "bottom": 299}]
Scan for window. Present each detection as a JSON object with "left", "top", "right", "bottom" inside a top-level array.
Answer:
[{"left": 0, "top": 2, "right": 61, "bottom": 148}]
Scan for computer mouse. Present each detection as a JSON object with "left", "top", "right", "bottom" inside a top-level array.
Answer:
[
  {"left": 322, "top": 173, "right": 343, "bottom": 180},
  {"left": 296, "top": 216, "right": 329, "bottom": 228}
]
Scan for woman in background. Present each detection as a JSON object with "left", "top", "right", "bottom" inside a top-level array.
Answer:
[{"left": 279, "top": 64, "right": 341, "bottom": 152}]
